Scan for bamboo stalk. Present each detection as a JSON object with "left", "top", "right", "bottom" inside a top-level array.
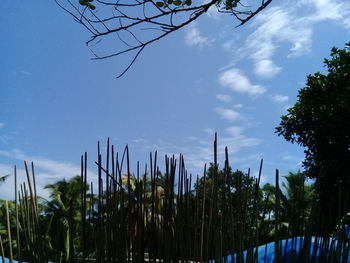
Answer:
[
  {"left": 6, "top": 137, "right": 344, "bottom": 262},
  {"left": 14, "top": 166, "right": 21, "bottom": 263},
  {"left": 0, "top": 234, "right": 5, "bottom": 263},
  {"left": 5, "top": 201, "right": 14, "bottom": 263}
]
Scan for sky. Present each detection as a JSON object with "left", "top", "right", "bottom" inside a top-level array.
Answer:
[{"left": 1, "top": 0, "right": 350, "bottom": 199}]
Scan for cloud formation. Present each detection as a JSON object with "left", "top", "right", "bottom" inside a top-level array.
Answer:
[
  {"left": 238, "top": 0, "right": 350, "bottom": 78},
  {"left": 0, "top": 150, "right": 87, "bottom": 199},
  {"left": 137, "top": 128, "right": 261, "bottom": 173},
  {"left": 215, "top": 107, "right": 242, "bottom": 122},
  {"left": 271, "top": 94, "right": 289, "bottom": 103},
  {"left": 216, "top": 94, "right": 232, "bottom": 103},
  {"left": 185, "top": 25, "right": 212, "bottom": 47},
  {"left": 254, "top": 59, "right": 282, "bottom": 78},
  {"left": 218, "top": 68, "right": 266, "bottom": 97}
]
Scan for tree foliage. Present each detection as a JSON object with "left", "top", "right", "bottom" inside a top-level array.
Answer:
[
  {"left": 194, "top": 164, "right": 263, "bottom": 250},
  {"left": 55, "top": 0, "right": 272, "bottom": 77},
  {"left": 44, "top": 176, "right": 86, "bottom": 262},
  {"left": 276, "top": 43, "right": 350, "bottom": 230},
  {"left": 260, "top": 171, "right": 314, "bottom": 242}
]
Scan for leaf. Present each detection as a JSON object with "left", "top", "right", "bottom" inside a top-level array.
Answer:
[
  {"left": 156, "top": 1, "right": 165, "bottom": 7},
  {"left": 88, "top": 3, "right": 96, "bottom": 10},
  {"left": 173, "top": 0, "right": 182, "bottom": 6},
  {"left": 79, "top": 0, "right": 88, "bottom": 5},
  {"left": 185, "top": 0, "right": 192, "bottom": 5}
]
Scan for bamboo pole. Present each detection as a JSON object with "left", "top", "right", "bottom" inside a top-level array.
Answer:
[
  {"left": 14, "top": 166, "right": 21, "bottom": 263},
  {"left": 0, "top": 234, "right": 5, "bottom": 263},
  {"left": 5, "top": 201, "right": 13, "bottom": 263}
]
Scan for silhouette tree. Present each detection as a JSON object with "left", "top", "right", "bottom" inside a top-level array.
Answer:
[
  {"left": 260, "top": 171, "right": 314, "bottom": 242},
  {"left": 276, "top": 43, "right": 350, "bottom": 233},
  {"left": 44, "top": 176, "right": 85, "bottom": 263}
]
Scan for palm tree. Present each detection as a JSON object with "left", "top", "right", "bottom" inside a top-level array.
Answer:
[
  {"left": 44, "top": 176, "right": 84, "bottom": 263},
  {"left": 0, "top": 175, "right": 12, "bottom": 261},
  {"left": 260, "top": 171, "right": 314, "bottom": 241}
]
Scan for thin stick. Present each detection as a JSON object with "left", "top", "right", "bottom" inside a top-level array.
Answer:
[
  {"left": 6, "top": 201, "right": 14, "bottom": 263},
  {"left": 14, "top": 166, "right": 21, "bottom": 263},
  {"left": 0, "top": 234, "right": 5, "bottom": 263}
]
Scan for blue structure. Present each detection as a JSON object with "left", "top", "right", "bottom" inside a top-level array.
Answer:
[
  {"left": 2, "top": 259, "right": 53, "bottom": 263},
  {"left": 3, "top": 233, "right": 350, "bottom": 262},
  {"left": 210, "top": 235, "right": 350, "bottom": 262}
]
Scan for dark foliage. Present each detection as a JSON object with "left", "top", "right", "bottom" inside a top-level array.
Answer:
[{"left": 276, "top": 43, "right": 350, "bottom": 232}]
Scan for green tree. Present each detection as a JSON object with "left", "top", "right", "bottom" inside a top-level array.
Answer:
[
  {"left": 44, "top": 176, "right": 85, "bottom": 263},
  {"left": 0, "top": 175, "right": 12, "bottom": 259},
  {"left": 0, "top": 200, "right": 16, "bottom": 259},
  {"left": 55, "top": 0, "right": 272, "bottom": 77},
  {"left": 260, "top": 171, "right": 314, "bottom": 242},
  {"left": 276, "top": 43, "right": 350, "bottom": 232},
  {"left": 194, "top": 164, "right": 261, "bottom": 254}
]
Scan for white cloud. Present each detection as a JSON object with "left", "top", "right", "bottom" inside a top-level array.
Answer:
[
  {"left": 185, "top": 25, "right": 212, "bottom": 48},
  {"left": 0, "top": 150, "right": 88, "bottom": 199},
  {"left": 222, "top": 40, "right": 235, "bottom": 51},
  {"left": 225, "top": 126, "right": 243, "bottom": 137},
  {"left": 216, "top": 94, "right": 232, "bottom": 103},
  {"left": 303, "top": 0, "right": 350, "bottom": 26},
  {"left": 221, "top": 126, "right": 261, "bottom": 155},
  {"left": 233, "top": 104, "right": 243, "bottom": 109},
  {"left": 252, "top": 7, "right": 313, "bottom": 57},
  {"left": 236, "top": 0, "right": 350, "bottom": 79},
  {"left": 254, "top": 59, "right": 282, "bottom": 78},
  {"left": 241, "top": 6, "right": 312, "bottom": 75},
  {"left": 203, "top": 128, "right": 215, "bottom": 135},
  {"left": 215, "top": 107, "right": 242, "bottom": 122},
  {"left": 220, "top": 135, "right": 261, "bottom": 156},
  {"left": 11, "top": 70, "right": 32, "bottom": 77},
  {"left": 218, "top": 68, "right": 266, "bottom": 97},
  {"left": 206, "top": 4, "right": 220, "bottom": 19},
  {"left": 132, "top": 138, "right": 148, "bottom": 143},
  {"left": 271, "top": 94, "right": 289, "bottom": 103},
  {"left": 138, "top": 128, "right": 261, "bottom": 173}
]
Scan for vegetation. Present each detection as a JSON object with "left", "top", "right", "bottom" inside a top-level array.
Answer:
[
  {"left": 55, "top": 0, "right": 272, "bottom": 77},
  {"left": 276, "top": 42, "right": 350, "bottom": 233},
  {"left": 2, "top": 137, "right": 349, "bottom": 263}
]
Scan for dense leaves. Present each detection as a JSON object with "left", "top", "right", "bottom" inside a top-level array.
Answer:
[
  {"left": 44, "top": 176, "right": 86, "bottom": 262},
  {"left": 276, "top": 43, "right": 350, "bottom": 231},
  {"left": 260, "top": 172, "right": 314, "bottom": 243}
]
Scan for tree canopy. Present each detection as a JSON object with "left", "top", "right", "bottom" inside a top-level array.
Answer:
[
  {"left": 276, "top": 43, "right": 350, "bottom": 231},
  {"left": 55, "top": 0, "right": 272, "bottom": 77}
]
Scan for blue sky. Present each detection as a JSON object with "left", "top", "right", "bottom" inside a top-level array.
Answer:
[{"left": 1, "top": 0, "right": 350, "bottom": 199}]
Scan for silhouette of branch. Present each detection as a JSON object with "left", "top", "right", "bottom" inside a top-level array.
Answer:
[{"left": 56, "top": 0, "right": 273, "bottom": 78}]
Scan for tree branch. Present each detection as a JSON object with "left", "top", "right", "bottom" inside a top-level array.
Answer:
[{"left": 55, "top": 0, "right": 273, "bottom": 78}]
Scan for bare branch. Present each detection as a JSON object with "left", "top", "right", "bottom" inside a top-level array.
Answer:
[{"left": 55, "top": 0, "right": 273, "bottom": 78}]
